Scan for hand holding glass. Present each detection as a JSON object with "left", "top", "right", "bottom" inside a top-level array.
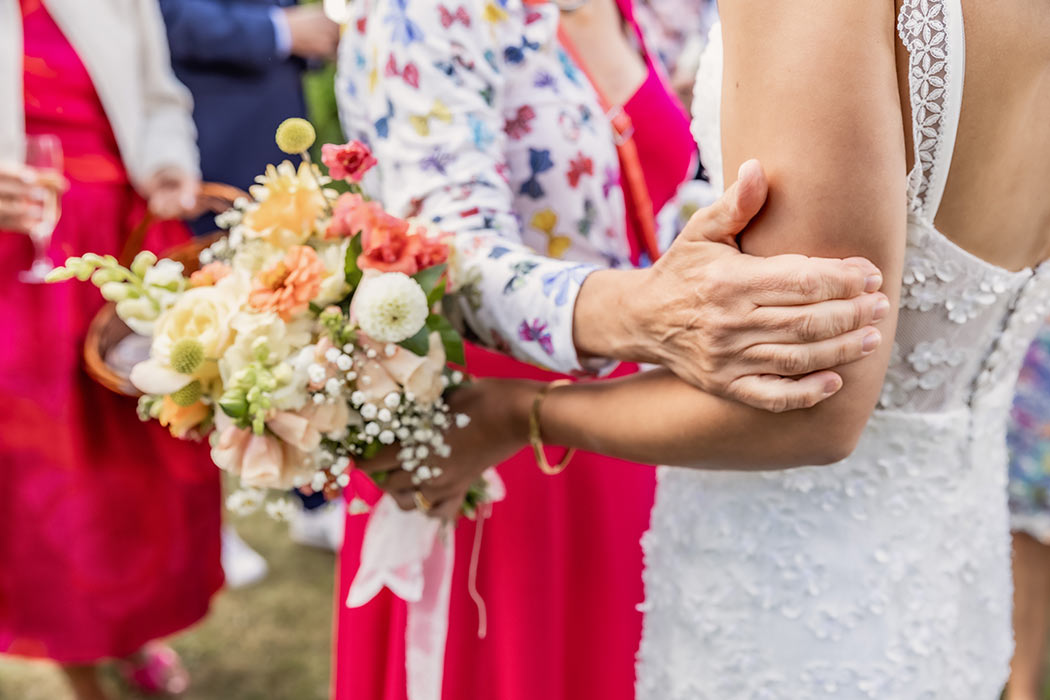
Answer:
[{"left": 20, "top": 134, "right": 63, "bottom": 283}]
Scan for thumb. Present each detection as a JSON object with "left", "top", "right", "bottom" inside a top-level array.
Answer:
[{"left": 682, "top": 158, "right": 769, "bottom": 247}]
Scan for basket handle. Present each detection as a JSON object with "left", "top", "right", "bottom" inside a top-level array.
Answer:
[{"left": 118, "top": 181, "right": 250, "bottom": 267}]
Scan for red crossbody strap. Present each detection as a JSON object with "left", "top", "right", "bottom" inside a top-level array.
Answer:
[{"left": 552, "top": 23, "right": 662, "bottom": 262}]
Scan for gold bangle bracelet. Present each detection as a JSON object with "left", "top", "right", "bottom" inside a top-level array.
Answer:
[{"left": 529, "top": 378, "right": 576, "bottom": 476}]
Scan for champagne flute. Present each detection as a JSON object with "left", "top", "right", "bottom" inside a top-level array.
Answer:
[{"left": 19, "top": 134, "right": 63, "bottom": 283}]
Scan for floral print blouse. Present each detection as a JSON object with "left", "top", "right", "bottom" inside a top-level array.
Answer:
[{"left": 335, "top": 0, "right": 646, "bottom": 372}]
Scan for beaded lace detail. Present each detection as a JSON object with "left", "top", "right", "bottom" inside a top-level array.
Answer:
[
  {"left": 899, "top": 0, "right": 952, "bottom": 214},
  {"left": 642, "top": 3, "right": 1050, "bottom": 698}
]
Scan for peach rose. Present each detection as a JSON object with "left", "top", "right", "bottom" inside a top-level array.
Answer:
[
  {"left": 158, "top": 397, "right": 210, "bottom": 439},
  {"left": 249, "top": 245, "right": 325, "bottom": 320},
  {"left": 357, "top": 331, "right": 446, "bottom": 404},
  {"left": 211, "top": 412, "right": 313, "bottom": 489}
]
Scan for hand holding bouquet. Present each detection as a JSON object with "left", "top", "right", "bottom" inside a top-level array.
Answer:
[{"left": 48, "top": 119, "right": 490, "bottom": 519}]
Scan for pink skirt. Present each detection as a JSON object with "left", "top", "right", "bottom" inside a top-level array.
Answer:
[
  {"left": 0, "top": 181, "right": 223, "bottom": 663},
  {"left": 333, "top": 344, "right": 655, "bottom": 700}
]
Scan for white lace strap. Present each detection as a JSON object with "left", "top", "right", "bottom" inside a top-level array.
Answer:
[{"left": 898, "top": 0, "right": 967, "bottom": 220}]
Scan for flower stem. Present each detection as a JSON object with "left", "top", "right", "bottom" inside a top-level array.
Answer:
[{"left": 300, "top": 151, "right": 334, "bottom": 218}]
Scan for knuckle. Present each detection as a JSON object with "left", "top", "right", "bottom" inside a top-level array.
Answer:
[
  {"left": 777, "top": 346, "right": 811, "bottom": 375},
  {"left": 794, "top": 270, "right": 822, "bottom": 299},
  {"left": 850, "top": 297, "right": 868, "bottom": 329},
  {"left": 796, "top": 312, "right": 823, "bottom": 342}
]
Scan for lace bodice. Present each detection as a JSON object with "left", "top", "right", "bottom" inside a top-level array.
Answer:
[{"left": 638, "top": 2, "right": 1050, "bottom": 698}]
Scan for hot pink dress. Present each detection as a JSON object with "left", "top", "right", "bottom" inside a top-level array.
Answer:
[
  {"left": 333, "top": 0, "right": 695, "bottom": 697},
  {"left": 0, "top": 0, "right": 223, "bottom": 664}
]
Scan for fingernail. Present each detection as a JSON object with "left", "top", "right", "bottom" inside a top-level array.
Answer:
[
  {"left": 824, "top": 377, "right": 842, "bottom": 395},
  {"left": 864, "top": 274, "right": 883, "bottom": 293},
  {"left": 873, "top": 297, "right": 890, "bottom": 321},
  {"left": 862, "top": 330, "right": 881, "bottom": 353},
  {"left": 737, "top": 159, "right": 759, "bottom": 181}
]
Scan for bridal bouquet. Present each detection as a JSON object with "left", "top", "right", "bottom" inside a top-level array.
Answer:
[{"left": 47, "top": 119, "right": 489, "bottom": 519}]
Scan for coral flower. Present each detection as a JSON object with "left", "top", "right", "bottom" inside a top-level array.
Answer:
[
  {"left": 189, "top": 261, "right": 232, "bottom": 287},
  {"left": 359, "top": 213, "right": 420, "bottom": 275},
  {"left": 326, "top": 192, "right": 382, "bottom": 239},
  {"left": 249, "top": 245, "right": 325, "bottom": 320}
]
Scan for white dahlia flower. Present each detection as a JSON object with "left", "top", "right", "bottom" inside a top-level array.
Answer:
[{"left": 353, "top": 272, "right": 428, "bottom": 344}]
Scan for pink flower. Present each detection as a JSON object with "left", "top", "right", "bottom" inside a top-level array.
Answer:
[
  {"left": 326, "top": 192, "right": 381, "bottom": 240},
  {"left": 322, "top": 141, "right": 377, "bottom": 183}
]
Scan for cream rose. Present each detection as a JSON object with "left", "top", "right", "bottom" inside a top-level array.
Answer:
[{"left": 131, "top": 283, "right": 241, "bottom": 395}]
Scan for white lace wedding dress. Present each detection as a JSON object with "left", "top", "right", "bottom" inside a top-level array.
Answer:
[{"left": 636, "top": 1, "right": 1050, "bottom": 697}]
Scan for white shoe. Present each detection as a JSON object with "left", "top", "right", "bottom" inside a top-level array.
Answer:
[
  {"left": 288, "top": 501, "right": 346, "bottom": 552},
  {"left": 221, "top": 525, "right": 268, "bottom": 589}
]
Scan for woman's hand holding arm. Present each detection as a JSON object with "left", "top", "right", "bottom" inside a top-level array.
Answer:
[
  {"left": 545, "top": 0, "right": 909, "bottom": 467},
  {"left": 573, "top": 160, "right": 890, "bottom": 411},
  {"left": 371, "top": 0, "right": 911, "bottom": 507}
]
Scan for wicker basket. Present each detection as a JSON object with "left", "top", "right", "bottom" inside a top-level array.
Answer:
[{"left": 83, "top": 183, "right": 247, "bottom": 397}]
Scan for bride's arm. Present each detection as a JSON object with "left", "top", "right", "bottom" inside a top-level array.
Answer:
[
  {"left": 363, "top": 0, "right": 909, "bottom": 509},
  {"left": 535, "top": 0, "right": 908, "bottom": 468}
]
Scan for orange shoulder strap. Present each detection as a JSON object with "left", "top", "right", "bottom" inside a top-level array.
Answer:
[
  {"left": 554, "top": 25, "right": 661, "bottom": 262},
  {"left": 519, "top": 1, "right": 662, "bottom": 262}
]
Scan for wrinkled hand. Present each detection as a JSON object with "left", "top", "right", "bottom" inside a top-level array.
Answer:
[
  {"left": 0, "top": 162, "right": 67, "bottom": 234},
  {"left": 649, "top": 160, "right": 888, "bottom": 411},
  {"left": 600, "top": 160, "right": 889, "bottom": 413},
  {"left": 143, "top": 167, "right": 199, "bottom": 220},
  {"left": 284, "top": 5, "right": 341, "bottom": 60},
  {"left": 356, "top": 379, "right": 533, "bottom": 520}
]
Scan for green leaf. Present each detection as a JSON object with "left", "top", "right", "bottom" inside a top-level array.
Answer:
[
  {"left": 398, "top": 326, "right": 431, "bottom": 357},
  {"left": 426, "top": 313, "right": 465, "bottom": 367},
  {"left": 412, "top": 264, "right": 446, "bottom": 300},
  {"left": 344, "top": 234, "right": 364, "bottom": 289},
  {"left": 426, "top": 278, "right": 447, "bottom": 308}
]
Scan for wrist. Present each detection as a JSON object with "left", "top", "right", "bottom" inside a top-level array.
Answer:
[
  {"left": 496, "top": 379, "right": 539, "bottom": 447},
  {"left": 572, "top": 268, "right": 656, "bottom": 364}
]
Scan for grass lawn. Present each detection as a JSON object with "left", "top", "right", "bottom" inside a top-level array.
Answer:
[{"left": 0, "top": 510, "right": 336, "bottom": 700}]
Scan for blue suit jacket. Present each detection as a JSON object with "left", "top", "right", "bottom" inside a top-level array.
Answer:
[{"left": 159, "top": 0, "right": 306, "bottom": 197}]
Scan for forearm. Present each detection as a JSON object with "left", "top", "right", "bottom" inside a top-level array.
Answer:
[{"left": 532, "top": 369, "right": 862, "bottom": 469}]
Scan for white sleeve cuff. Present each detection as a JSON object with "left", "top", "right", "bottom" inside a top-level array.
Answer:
[{"left": 270, "top": 8, "right": 293, "bottom": 58}]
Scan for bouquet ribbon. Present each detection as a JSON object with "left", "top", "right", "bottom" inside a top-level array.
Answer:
[{"left": 346, "top": 469, "right": 505, "bottom": 700}]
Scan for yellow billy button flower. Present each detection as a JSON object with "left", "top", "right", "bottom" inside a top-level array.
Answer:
[
  {"left": 170, "top": 380, "right": 203, "bottom": 407},
  {"left": 170, "top": 337, "right": 205, "bottom": 374},
  {"left": 275, "top": 118, "right": 316, "bottom": 155}
]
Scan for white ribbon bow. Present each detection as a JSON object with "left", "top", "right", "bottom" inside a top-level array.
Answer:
[{"left": 347, "top": 469, "right": 505, "bottom": 700}]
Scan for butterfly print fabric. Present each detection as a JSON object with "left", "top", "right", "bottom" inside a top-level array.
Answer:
[{"left": 337, "top": 0, "right": 631, "bottom": 372}]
